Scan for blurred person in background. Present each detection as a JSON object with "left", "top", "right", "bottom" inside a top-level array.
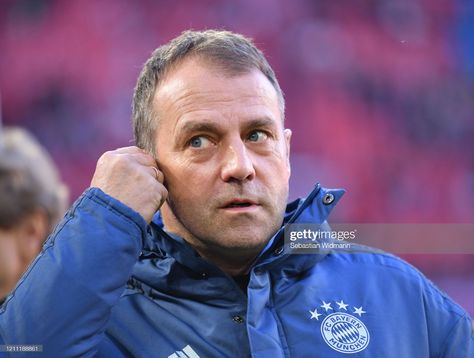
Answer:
[{"left": 0, "top": 127, "right": 68, "bottom": 305}]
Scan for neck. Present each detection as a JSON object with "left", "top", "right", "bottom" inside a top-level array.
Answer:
[{"left": 192, "top": 244, "right": 260, "bottom": 276}]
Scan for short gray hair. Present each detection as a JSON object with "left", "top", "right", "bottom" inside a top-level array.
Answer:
[
  {"left": 132, "top": 29, "right": 285, "bottom": 153},
  {"left": 0, "top": 127, "right": 69, "bottom": 231}
]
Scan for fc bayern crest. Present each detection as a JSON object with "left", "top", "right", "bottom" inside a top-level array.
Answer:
[
  {"left": 308, "top": 300, "right": 370, "bottom": 354},
  {"left": 320, "top": 312, "right": 370, "bottom": 354}
]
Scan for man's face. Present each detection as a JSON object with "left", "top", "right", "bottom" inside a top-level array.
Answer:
[{"left": 153, "top": 58, "right": 291, "bottom": 257}]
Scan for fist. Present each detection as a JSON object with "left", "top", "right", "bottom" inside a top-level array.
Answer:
[{"left": 91, "top": 146, "right": 167, "bottom": 223}]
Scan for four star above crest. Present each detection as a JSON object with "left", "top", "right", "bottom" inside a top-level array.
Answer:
[{"left": 309, "top": 301, "right": 367, "bottom": 320}]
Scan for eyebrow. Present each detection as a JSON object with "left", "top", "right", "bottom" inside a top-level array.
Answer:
[
  {"left": 178, "top": 121, "right": 220, "bottom": 135},
  {"left": 244, "top": 117, "right": 277, "bottom": 130},
  {"left": 175, "top": 116, "right": 278, "bottom": 141}
]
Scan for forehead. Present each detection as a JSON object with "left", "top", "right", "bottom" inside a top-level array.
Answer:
[{"left": 152, "top": 58, "right": 281, "bottom": 124}]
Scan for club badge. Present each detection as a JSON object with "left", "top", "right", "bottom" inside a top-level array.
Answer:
[{"left": 309, "top": 300, "right": 370, "bottom": 354}]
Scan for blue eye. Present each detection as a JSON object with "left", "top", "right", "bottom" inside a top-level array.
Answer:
[
  {"left": 248, "top": 131, "right": 267, "bottom": 142},
  {"left": 190, "top": 137, "right": 202, "bottom": 147},
  {"left": 189, "top": 136, "right": 211, "bottom": 148}
]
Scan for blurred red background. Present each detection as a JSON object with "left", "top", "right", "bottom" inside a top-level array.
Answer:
[{"left": 1, "top": 0, "right": 473, "bottom": 314}]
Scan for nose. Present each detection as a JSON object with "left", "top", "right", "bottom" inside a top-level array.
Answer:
[{"left": 220, "top": 140, "right": 256, "bottom": 182}]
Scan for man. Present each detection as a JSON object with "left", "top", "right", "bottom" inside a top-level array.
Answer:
[
  {"left": 0, "top": 127, "right": 68, "bottom": 305},
  {"left": 0, "top": 30, "right": 472, "bottom": 357}
]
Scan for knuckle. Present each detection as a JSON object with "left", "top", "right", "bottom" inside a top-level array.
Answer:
[
  {"left": 108, "top": 156, "right": 125, "bottom": 171},
  {"left": 139, "top": 153, "right": 153, "bottom": 163},
  {"left": 133, "top": 145, "right": 146, "bottom": 153},
  {"left": 99, "top": 151, "right": 112, "bottom": 163},
  {"left": 145, "top": 153, "right": 156, "bottom": 163},
  {"left": 155, "top": 185, "right": 167, "bottom": 201},
  {"left": 97, "top": 154, "right": 111, "bottom": 169}
]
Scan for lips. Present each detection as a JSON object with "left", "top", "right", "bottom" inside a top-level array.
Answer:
[{"left": 221, "top": 198, "right": 258, "bottom": 209}]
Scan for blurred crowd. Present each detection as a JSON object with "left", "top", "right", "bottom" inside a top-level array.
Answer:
[{"left": 0, "top": 0, "right": 473, "bottom": 312}]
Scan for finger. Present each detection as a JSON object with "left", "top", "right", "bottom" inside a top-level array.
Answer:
[
  {"left": 102, "top": 147, "right": 158, "bottom": 167},
  {"left": 156, "top": 185, "right": 168, "bottom": 208},
  {"left": 121, "top": 152, "right": 157, "bottom": 167},
  {"left": 114, "top": 146, "right": 147, "bottom": 154}
]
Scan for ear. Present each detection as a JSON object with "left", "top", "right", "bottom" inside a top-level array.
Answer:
[{"left": 283, "top": 128, "right": 292, "bottom": 173}]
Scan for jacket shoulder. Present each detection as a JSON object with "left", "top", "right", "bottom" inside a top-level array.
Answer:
[{"left": 329, "top": 248, "right": 466, "bottom": 315}]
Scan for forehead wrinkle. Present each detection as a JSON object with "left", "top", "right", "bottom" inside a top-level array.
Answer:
[
  {"left": 153, "top": 61, "right": 282, "bottom": 142},
  {"left": 155, "top": 65, "right": 276, "bottom": 112},
  {"left": 157, "top": 87, "right": 276, "bottom": 136},
  {"left": 155, "top": 82, "right": 233, "bottom": 123}
]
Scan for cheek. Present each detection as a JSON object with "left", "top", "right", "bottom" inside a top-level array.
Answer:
[
  {"left": 257, "top": 156, "right": 290, "bottom": 202},
  {"left": 159, "top": 153, "right": 189, "bottom": 185},
  {"left": 258, "top": 149, "right": 291, "bottom": 179},
  {"left": 161, "top": 160, "right": 214, "bottom": 201}
]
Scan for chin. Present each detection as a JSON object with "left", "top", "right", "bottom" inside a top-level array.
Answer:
[{"left": 211, "top": 231, "right": 272, "bottom": 251}]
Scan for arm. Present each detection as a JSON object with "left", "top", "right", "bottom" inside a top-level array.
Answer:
[
  {"left": 440, "top": 313, "right": 474, "bottom": 358},
  {"left": 0, "top": 147, "right": 166, "bottom": 357}
]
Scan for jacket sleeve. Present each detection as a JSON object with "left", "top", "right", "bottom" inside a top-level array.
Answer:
[
  {"left": 440, "top": 313, "right": 474, "bottom": 357},
  {"left": 0, "top": 188, "right": 147, "bottom": 357}
]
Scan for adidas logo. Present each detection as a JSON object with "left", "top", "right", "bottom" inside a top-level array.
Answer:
[{"left": 168, "top": 345, "right": 200, "bottom": 358}]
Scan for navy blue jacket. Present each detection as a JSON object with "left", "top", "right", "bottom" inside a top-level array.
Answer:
[{"left": 0, "top": 184, "right": 472, "bottom": 357}]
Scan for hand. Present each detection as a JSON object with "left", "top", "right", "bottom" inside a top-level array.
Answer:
[{"left": 90, "top": 146, "right": 167, "bottom": 223}]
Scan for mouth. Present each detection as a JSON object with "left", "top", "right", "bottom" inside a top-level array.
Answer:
[{"left": 221, "top": 199, "right": 259, "bottom": 211}]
